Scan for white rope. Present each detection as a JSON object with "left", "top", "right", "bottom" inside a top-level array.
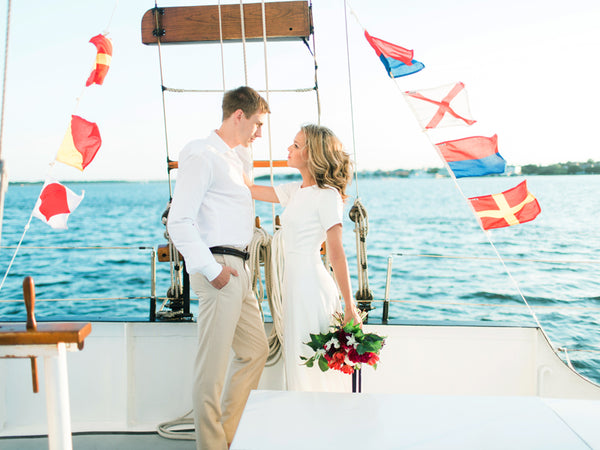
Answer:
[
  {"left": 102, "top": 0, "right": 120, "bottom": 35},
  {"left": 0, "top": 213, "right": 32, "bottom": 293},
  {"left": 157, "top": 409, "right": 195, "bottom": 440},
  {"left": 248, "top": 226, "right": 270, "bottom": 309},
  {"left": 239, "top": 0, "right": 248, "bottom": 85},
  {"left": 248, "top": 225, "right": 284, "bottom": 365},
  {"left": 269, "top": 227, "right": 285, "bottom": 348},
  {"left": 0, "top": 0, "right": 12, "bottom": 161},
  {"left": 217, "top": 0, "right": 226, "bottom": 90},
  {"left": 260, "top": 0, "right": 278, "bottom": 227},
  {"left": 349, "top": 198, "right": 372, "bottom": 309},
  {"left": 342, "top": 0, "right": 360, "bottom": 197}
]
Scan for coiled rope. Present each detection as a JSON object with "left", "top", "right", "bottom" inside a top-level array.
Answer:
[
  {"left": 349, "top": 198, "right": 373, "bottom": 312},
  {"left": 248, "top": 224, "right": 284, "bottom": 365}
]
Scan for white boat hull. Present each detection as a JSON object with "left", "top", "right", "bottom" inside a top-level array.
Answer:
[{"left": 1, "top": 321, "right": 598, "bottom": 437}]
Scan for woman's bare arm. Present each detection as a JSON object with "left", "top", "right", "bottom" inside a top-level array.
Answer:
[
  {"left": 326, "top": 223, "right": 362, "bottom": 326},
  {"left": 243, "top": 174, "right": 279, "bottom": 203}
]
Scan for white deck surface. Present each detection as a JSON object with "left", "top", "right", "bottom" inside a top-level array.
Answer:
[{"left": 232, "top": 390, "right": 599, "bottom": 449}]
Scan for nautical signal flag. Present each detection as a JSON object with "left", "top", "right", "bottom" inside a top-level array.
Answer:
[
  {"left": 404, "top": 82, "right": 476, "bottom": 130},
  {"left": 364, "top": 31, "right": 424, "bottom": 78},
  {"left": 86, "top": 34, "right": 112, "bottom": 87},
  {"left": 32, "top": 179, "right": 84, "bottom": 230},
  {"left": 55, "top": 115, "right": 102, "bottom": 171},
  {"left": 469, "top": 180, "right": 541, "bottom": 230},
  {"left": 436, "top": 135, "right": 506, "bottom": 178}
]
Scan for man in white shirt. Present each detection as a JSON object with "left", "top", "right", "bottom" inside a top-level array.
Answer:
[{"left": 167, "top": 86, "right": 270, "bottom": 450}]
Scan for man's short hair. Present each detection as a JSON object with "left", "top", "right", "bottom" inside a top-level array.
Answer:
[{"left": 222, "top": 86, "right": 270, "bottom": 121}]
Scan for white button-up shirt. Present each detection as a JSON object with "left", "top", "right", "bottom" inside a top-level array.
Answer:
[{"left": 167, "top": 131, "right": 253, "bottom": 281}]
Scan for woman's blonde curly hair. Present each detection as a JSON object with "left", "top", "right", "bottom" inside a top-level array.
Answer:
[{"left": 302, "top": 124, "right": 353, "bottom": 200}]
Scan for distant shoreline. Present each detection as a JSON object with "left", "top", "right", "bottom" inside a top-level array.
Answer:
[{"left": 8, "top": 160, "right": 599, "bottom": 184}]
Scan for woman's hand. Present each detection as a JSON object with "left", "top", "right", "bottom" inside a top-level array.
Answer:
[{"left": 344, "top": 304, "right": 362, "bottom": 327}]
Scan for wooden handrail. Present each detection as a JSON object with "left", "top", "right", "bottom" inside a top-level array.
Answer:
[
  {"left": 168, "top": 160, "right": 287, "bottom": 170},
  {"left": 253, "top": 160, "right": 288, "bottom": 168}
]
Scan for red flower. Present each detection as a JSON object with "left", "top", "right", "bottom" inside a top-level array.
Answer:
[
  {"left": 367, "top": 353, "right": 379, "bottom": 366},
  {"left": 340, "top": 364, "right": 354, "bottom": 374},
  {"left": 327, "top": 351, "right": 345, "bottom": 370},
  {"left": 348, "top": 348, "right": 372, "bottom": 364}
]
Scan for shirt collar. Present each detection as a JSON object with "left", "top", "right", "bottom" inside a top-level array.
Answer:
[{"left": 208, "top": 130, "right": 235, "bottom": 154}]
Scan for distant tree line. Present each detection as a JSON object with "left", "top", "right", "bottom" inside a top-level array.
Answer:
[
  {"left": 253, "top": 160, "right": 600, "bottom": 182},
  {"left": 521, "top": 160, "right": 600, "bottom": 175}
]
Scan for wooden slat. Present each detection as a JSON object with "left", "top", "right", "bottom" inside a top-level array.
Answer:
[
  {"left": 141, "top": 1, "right": 311, "bottom": 45},
  {"left": 0, "top": 323, "right": 92, "bottom": 349},
  {"left": 168, "top": 160, "right": 288, "bottom": 169}
]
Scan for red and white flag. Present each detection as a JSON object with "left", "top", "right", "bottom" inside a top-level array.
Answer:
[
  {"left": 32, "top": 179, "right": 84, "bottom": 229},
  {"left": 469, "top": 180, "right": 541, "bottom": 230},
  {"left": 55, "top": 115, "right": 102, "bottom": 171},
  {"left": 403, "top": 82, "right": 476, "bottom": 130}
]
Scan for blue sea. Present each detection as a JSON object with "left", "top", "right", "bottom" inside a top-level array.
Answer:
[{"left": 1, "top": 175, "right": 599, "bottom": 384}]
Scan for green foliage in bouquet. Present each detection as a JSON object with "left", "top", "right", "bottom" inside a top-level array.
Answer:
[{"left": 301, "top": 312, "right": 386, "bottom": 374}]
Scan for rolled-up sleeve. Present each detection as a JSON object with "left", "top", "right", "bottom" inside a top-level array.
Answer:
[{"left": 167, "top": 147, "right": 222, "bottom": 281}]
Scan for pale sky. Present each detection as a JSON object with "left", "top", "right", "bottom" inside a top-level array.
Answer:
[{"left": 0, "top": 0, "right": 599, "bottom": 182}]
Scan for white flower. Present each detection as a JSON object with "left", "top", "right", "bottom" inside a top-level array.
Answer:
[
  {"left": 346, "top": 334, "right": 358, "bottom": 349},
  {"left": 315, "top": 348, "right": 326, "bottom": 359},
  {"left": 324, "top": 337, "right": 340, "bottom": 351},
  {"left": 344, "top": 353, "right": 357, "bottom": 368}
]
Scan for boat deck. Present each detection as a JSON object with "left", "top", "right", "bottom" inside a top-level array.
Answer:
[
  {"left": 233, "top": 391, "right": 600, "bottom": 449},
  {"left": 1, "top": 392, "right": 599, "bottom": 449},
  {"left": 0, "top": 432, "right": 196, "bottom": 449}
]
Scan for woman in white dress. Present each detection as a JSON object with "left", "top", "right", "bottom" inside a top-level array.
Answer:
[{"left": 246, "top": 124, "right": 361, "bottom": 392}]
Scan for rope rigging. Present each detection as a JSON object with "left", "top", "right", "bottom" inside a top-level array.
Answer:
[{"left": 151, "top": 0, "right": 321, "bottom": 323}]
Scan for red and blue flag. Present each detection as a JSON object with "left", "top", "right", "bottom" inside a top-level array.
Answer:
[
  {"left": 435, "top": 135, "right": 506, "bottom": 178},
  {"left": 364, "top": 31, "right": 424, "bottom": 78}
]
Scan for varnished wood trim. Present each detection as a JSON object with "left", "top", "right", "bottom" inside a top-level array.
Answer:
[{"left": 142, "top": 1, "right": 311, "bottom": 45}]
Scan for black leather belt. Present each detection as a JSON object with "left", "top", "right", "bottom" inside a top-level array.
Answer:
[{"left": 210, "top": 246, "right": 249, "bottom": 261}]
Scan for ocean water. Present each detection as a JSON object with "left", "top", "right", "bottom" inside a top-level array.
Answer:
[{"left": 0, "top": 175, "right": 599, "bottom": 383}]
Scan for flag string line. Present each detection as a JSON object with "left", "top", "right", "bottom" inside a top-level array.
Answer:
[
  {"left": 0, "top": 213, "right": 32, "bottom": 294},
  {"left": 383, "top": 298, "right": 600, "bottom": 312},
  {"left": 393, "top": 252, "right": 600, "bottom": 265},
  {"left": 103, "top": 0, "right": 120, "bottom": 36},
  {"left": 343, "top": 0, "right": 360, "bottom": 199},
  {"left": 389, "top": 77, "right": 553, "bottom": 345},
  {"left": 0, "top": 0, "right": 12, "bottom": 161}
]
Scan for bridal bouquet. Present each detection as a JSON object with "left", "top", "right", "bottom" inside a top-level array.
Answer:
[{"left": 301, "top": 312, "right": 385, "bottom": 375}]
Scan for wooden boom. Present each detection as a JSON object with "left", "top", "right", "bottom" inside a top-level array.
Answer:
[
  {"left": 141, "top": 1, "right": 312, "bottom": 45},
  {"left": 168, "top": 160, "right": 287, "bottom": 170}
]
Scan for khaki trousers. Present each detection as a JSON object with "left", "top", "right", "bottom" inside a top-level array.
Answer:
[{"left": 191, "top": 253, "right": 269, "bottom": 450}]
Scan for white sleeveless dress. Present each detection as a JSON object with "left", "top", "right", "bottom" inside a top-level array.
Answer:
[{"left": 274, "top": 182, "right": 351, "bottom": 392}]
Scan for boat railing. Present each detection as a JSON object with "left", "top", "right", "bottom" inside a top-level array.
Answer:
[
  {"left": 381, "top": 251, "right": 600, "bottom": 320},
  {"left": 0, "top": 246, "right": 597, "bottom": 325},
  {"left": 1, "top": 245, "right": 598, "bottom": 377},
  {"left": 0, "top": 245, "right": 162, "bottom": 320}
]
